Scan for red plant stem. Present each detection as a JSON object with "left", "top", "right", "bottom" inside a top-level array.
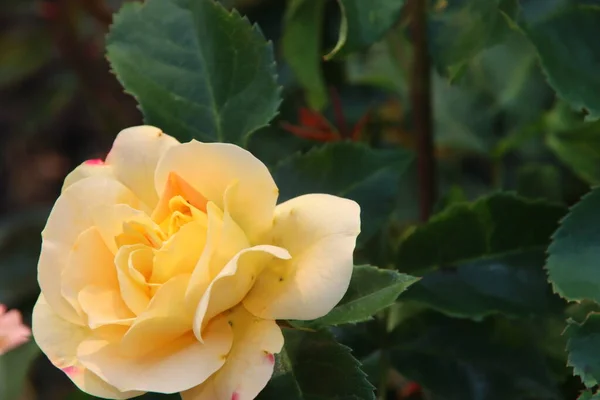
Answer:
[{"left": 409, "top": 0, "right": 435, "bottom": 221}]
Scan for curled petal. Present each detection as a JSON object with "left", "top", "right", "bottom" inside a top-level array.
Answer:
[
  {"left": 182, "top": 306, "right": 283, "bottom": 400},
  {"left": 244, "top": 194, "right": 360, "bottom": 320},
  {"left": 192, "top": 245, "right": 290, "bottom": 342}
]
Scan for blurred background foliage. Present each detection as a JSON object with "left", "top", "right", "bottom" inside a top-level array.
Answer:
[{"left": 0, "top": 0, "right": 598, "bottom": 399}]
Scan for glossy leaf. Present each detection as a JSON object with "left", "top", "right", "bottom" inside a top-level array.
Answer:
[
  {"left": 520, "top": 4, "right": 600, "bottom": 117},
  {"left": 402, "top": 250, "right": 564, "bottom": 320},
  {"left": 547, "top": 187, "right": 600, "bottom": 303},
  {"left": 325, "top": 0, "right": 406, "bottom": 59},
  {"left": 297, "top": 265, "right": 419, "bottom": 327},
  {"left": 107, "top": 0, "right": 280, "bottom": 144},
  {"left": 282, "top": 0, "right": 328, "bottom": 110},
  {"left": 579, "top": 390, "right": 600, "bottom": 400},
  {"left": 387, "top": 313, "right": 560, "bottom": 400},
  {"left": 546, "top": 119, "right": 600, "bottom": 185},
  {"left": 396, "top": 193, "right": 566, "bottom": 274},
  {"left": 429, "top": 0, "right": 518, "bottom": 78},
  {"left": 257, "top": 328, "right": 375, "bottom": 400},
  {"left": 273, "top": 141, "right": 413, "bottom": 243},
  {"left": 565, "top": 313, "right": 600, "bottom": 388}
]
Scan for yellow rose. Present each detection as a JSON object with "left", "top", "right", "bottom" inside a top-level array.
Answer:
[{"left": 32, "top": 126, "right": 361, "bottom": 399}]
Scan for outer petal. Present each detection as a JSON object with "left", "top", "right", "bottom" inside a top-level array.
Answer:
[
  {"left": 155, "top": 141, "right": 278, "bottom": 243},
  {"left": 105, "top": 126, "right": 179, "bottom": 209},
  {"left": 78, "top": 315, "right": 233, "bottom": 394},
  {"left": 39, "top": 177, "right": 141, "bottom": 325},
  {"left": 32, "top": 296, "right": 142, "bottom": 399},
  {"left": 192, "top": 245, "right": 290, "bottom": 342},
  {"left": 62, "top": 162, "right": 113, "bottom": 192},
  {"left": 244, "top": 194, "right": 360, "bottom": 320},
  {"left": 182, "top": 306, "right": 283, "bottom": 400}
]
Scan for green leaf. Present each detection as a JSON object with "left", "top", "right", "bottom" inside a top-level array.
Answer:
[
  {"left": 547, "top": 186, "right": 600, "bottom": 303},
  {"left": 396, "top": 192, "right": 566, "bottom": 274},
  {"left": 546, "top": 120, "right": 600, "bottom": 185},
  {"left": 402, "top": 250, "right": 564, "bottom": 319},
  {"left": 387, "top": 313, "right": 561, "bottom": 400},
  {"left": 565, "top": 313, "right": 600, "bottom": 388},
  {"left": 272, "top": 141, "right": 413, "bottom": 244},
  {"left": 296, "top": 265, "right": 419, "bottom": 327},
  {"left": 257, "top": 328, "right": 375, "bottom": 400},
  {"left": 325, "top": 0, "right": 406, "bottom": 59},
  {"left": 429, "top": 0, "right": 518, "bottom": 77},
  {"left": 0, "top": 342, "right": 40, "bottom": 400},
  {"left": 579, "top": 390, "right": 600, "bottom": 400},
  {"left": 282, "top": 0, "right": 328, "bottom": 110},
  {"left": 519, "top": 4, "right": 600, "bottom": 117},
  {"left": 516, "top": 163, "right": 562, "bottom": 202},
  {"left": 107, "top": 0, "right": 280, "bottom": 144}
]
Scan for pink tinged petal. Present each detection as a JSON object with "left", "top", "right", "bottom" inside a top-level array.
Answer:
[
  {"left": 62, "top": 162, "right": 114, "bottom": 193},
  {"left": 182, "top": 306, "right": 283, "bottom": 400},
  {"left": 39, "top": 177, "right": 142, "bottom": 326},
  {"left": 32, "top": 296, "right": 142, "bottom": 399},
  {"left": 244, "top": 194, "right": 361, "bottom": 320},
  {"left": 0, "top": 308, "right": 31, "bottom": 354},
  {"left": 192, "top": 245, "right": 290, "bottom": 343},
  {"left": 155, "top": 141, "right": 278, "bottom": 244},
  {"left": 105, "top": 125, "right": 180, "bottom": 209},
  {"left": 119, "top": 274, "right": 194, "bottom": 358},
  {"left": 61, "top": 227, "right": 118, "bottom": 315},
  {"left": 78, "top": 315, "right": 233, "bottom": 393}
]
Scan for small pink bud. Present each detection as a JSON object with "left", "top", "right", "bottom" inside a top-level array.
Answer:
[{"left": 0, "top": 304, "right": 31, "bottom": 355}]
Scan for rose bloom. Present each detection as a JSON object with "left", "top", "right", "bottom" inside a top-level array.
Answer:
[
  {"left": 33, "top": 126, "right": 360, "bottom": 399},
  {"left": 0, "top": 304, "right": 31, "bottom": 355}
]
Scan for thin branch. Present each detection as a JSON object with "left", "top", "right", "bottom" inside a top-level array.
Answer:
[{"left": 409, "top": 0, "right": 435, "bottom": 221}]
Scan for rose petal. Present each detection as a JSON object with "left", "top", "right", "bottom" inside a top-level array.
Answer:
[
  {"left": 185, "top": 200, "right": 249, "bottom": 311},
  {"left": 78, "top": 285, "right": 135, "bottom": 329},
  {"left": 151, "top": 220, "right": 208, "bottom": 284},
  {"left": 105, "top": 125, "right": 179, "bottom": 209},
  {"left": 119, "top": 274, "right": 194, "bottom": 359},
  {"left": 78, "top": 314, "right": 233, "bottom": 393},
  {"left": 39, "top": 177, "right": 141, "bottom": 325},
  {"left": 62, "top": 163, "right": 113, "bottom": 192},
  {"left": 114, "top": 245, "right": 152, "bottom": 315},
  {"left": 192, "top": 245, "right": 290, "bottom": 342},
  {"left": 155, "top": 141, "right": 278, "bottom": 243},
  {"left": 32, "top": 296, "right": 142, "bottom": 399},
  {"left": 61, "top": 227, "right": 118, "bottom": 316},
  {"left": 244, "top": 194, "right": 360, "bottom": 320},
  {"left": 182, "top": 306, "right": 283, "bottom": 400}
]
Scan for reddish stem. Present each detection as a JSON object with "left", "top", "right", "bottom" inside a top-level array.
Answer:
[{"left": 409, "top": 0, "right": 435, "bottom": 221}]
